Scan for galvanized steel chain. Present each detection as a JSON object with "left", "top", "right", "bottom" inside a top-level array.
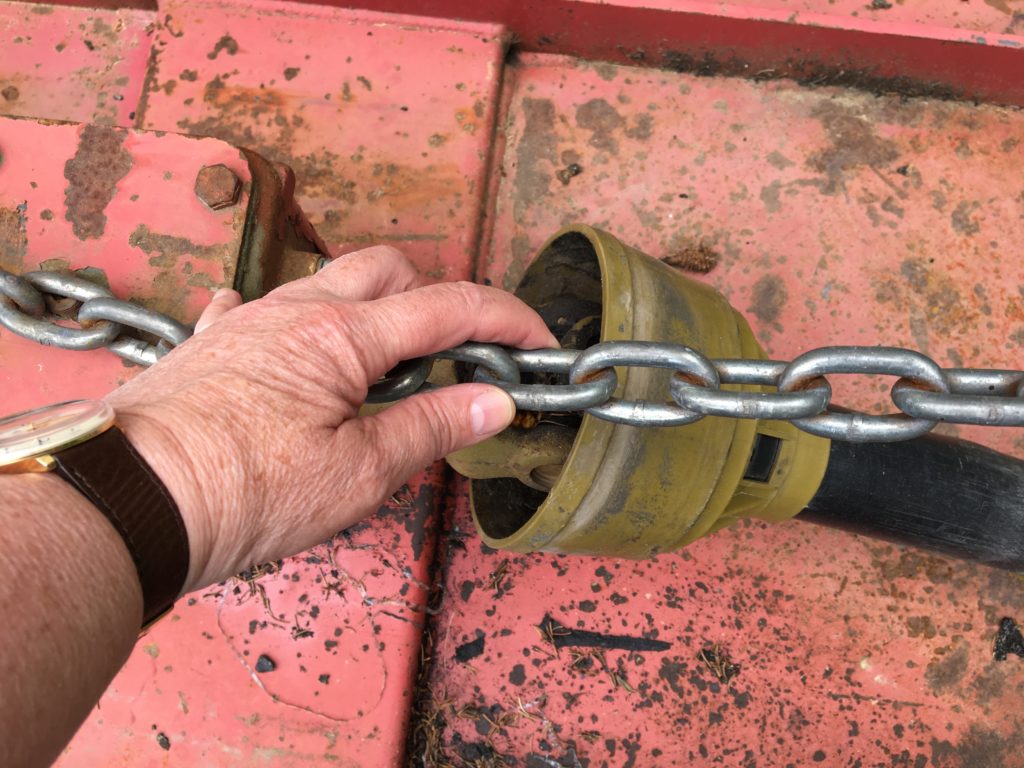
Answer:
[
  {"left": 1, "top": 267, "right": 1022, "bottom": 442},
  {"left": 0, "top": 268, "right": 192, "bottom": 366},
  {"left": 367, "top": 342, "right": 1024, "bottom": 442}
]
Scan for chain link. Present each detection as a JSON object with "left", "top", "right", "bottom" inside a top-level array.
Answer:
[
  {"left": 1, "top": 268, "right": 1022, "bottom": 442},
  {"left": 0, "top": 268, "right": 192, "bottom": 365}
]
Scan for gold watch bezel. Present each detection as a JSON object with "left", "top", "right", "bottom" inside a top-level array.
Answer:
[{"left": 0, "top": 400, "right": 116, "bottom": 474}]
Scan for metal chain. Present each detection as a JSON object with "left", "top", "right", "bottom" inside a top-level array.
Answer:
[
  {"left": 0, "top": 268, "right": 192, "bottom": 366},
  {"left": 2, "top": 268, "right": 1022, "bottom": 442}
]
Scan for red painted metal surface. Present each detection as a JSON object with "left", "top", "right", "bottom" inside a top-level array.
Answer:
[
  {"left": 2, "top": 2, "right": 507, "bottom": 766},
  {"left": 3, "top": 0, "right": 1024, "bottom": 766},
  {"left": 0, "top": 117, "right": 255, "bottom": 411},
  {"left": 318, "top": 0, "right": 1024, "bottom": 105},
  {"left": 0, "top": 0, "right": 152, "bottom": 126},
  {"left": 423, "top": 53, "right": 1024, "bottom": 766},
  {"left": 136, "top": 0, "right": 508, "bottom": 279}
]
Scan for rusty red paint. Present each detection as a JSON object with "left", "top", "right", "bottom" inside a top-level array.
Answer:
[
  {"left": 301, "top": 0, "right": 1024, "bottom": 105},
  {"left": 63, "top": 124, "right": 133, "bottom": 240},
  {"left": 0, "top": 116, "right": 260, "bottom": 411},
  {"left": 0, "top": 1, "right": 153, "bottom": 126},
  {"left": 1, "top": 3, "right": 507, "bottom": 766},
  {"left": 136, "top": 0, "right": 508, "bottom": 280},
  {"left": 425, "top": 51, "right": 1024, "bottom": 766},
  {"left": 3, "top": 0, "right": 1024, "bottom": 766},
  {"left": 194, "top": 163, "right": 242, "bottom": 211}
]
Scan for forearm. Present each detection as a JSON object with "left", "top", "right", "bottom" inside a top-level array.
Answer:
[{"left": 0, "top": 473, "right": 141, "bottom": 768}]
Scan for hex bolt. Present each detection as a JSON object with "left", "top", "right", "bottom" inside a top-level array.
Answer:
[{"left": 194, "top": 164, "right": 242, "bottom": 210}]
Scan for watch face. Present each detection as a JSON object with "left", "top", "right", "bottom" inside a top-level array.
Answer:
[{"left": 0, "top": 400, "right": 115, "bottom": 468}]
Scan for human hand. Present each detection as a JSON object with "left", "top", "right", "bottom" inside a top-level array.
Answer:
[{"left": 105, "top": 246, "right": 558, "bottom": 593}]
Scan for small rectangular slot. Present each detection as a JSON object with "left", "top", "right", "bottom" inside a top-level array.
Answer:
[{"left": 743, "top": 434, "right": 782, "bottom": 483}]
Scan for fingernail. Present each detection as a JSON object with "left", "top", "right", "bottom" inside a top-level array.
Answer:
[
  {"left": 470, "top": 388, "right": 515, "bottom": 436},
  {"left": 213, "top": 287, "right": 234, "bottom": 300}
]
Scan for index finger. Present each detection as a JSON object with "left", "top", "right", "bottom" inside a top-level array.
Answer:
[{"left": 350, "top": 280, "right": 560, "bottom": 380}]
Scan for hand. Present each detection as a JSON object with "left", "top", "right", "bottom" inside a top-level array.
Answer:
[{"left": 105, "top": 246, "right": 558, "bottom": 593}]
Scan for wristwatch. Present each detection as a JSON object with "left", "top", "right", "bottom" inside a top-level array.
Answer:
[{"left": 0, "top": 400, "right": 189, "bottom": 628}]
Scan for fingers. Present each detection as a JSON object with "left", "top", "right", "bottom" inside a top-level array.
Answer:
[
  {"left": 348, "top": 383, "right": 515, "bottom": 498},
  {"left": 195, "top": 288, "right": 243, "bottom": 333},
  {"left": 278, "top": 245, "right": 426, "bottom": 302},
  {"left": 353, "top": 281, "right": 560, "bottom": 378}
]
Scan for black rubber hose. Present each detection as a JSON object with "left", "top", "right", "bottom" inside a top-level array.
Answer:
[{"left": 800, "top": 433, "right": 1024, "bottom": 571}]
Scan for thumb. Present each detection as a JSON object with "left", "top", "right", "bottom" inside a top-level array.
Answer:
[{"left": 352, "top": 383, "right": 515, "bottom": 493}]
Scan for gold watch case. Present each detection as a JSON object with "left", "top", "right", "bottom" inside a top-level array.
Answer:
[{"left": 0, "top": 400, "right": 115, "bottom": 473}]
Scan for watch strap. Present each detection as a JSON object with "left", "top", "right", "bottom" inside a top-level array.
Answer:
[{"left": 52, "top": 426, "right": 189, "bottom": 626}]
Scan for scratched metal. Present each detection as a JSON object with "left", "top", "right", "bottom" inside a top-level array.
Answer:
[
  {"left": 424, "top": 53, "right": 1024, "bottom": 766},
  {"left": 0, "top": 1, "right": 152, "bottom": 126},
  {"left": 34, "top": 3, "right": 508, "bottom": 766}
]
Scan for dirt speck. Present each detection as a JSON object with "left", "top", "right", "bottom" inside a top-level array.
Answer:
[
  {"left": 760, "top": 181, "right": 782, "bottom": 213},
  {"left": 906, "top": 615, "right": 938, "bottom": 639},
  {"left": 455, "top": 632, "right": 485, "bottom": 662},
  {"left": 951, "top": 200, "right": 982, "bottom": 236},
  {"left": 509, "top": 664, "right": 526, "bottom": 685},
  {"left": 766, "top": 151, "right": 794, "bottom": 170},
  {"left": 514, "top": 98, "right": 557, "bottom": 221},
  {"left": 807, "top": 101, "right": 900, "bottom": 194},
  {"left": 555, "top": 163, "right": 583, "bottom": 185},
  {"left": 207, "top": 34, "right": 239, "bottom": 60},
  {"left": 576, "top": 98, "right": 625, "bottom": 154},
  {"left": 1, "top": 85, "right": 19, "bottom": 102},
  {"left": 897, "top": 258, "right": 975, "bottom": 338},
  {"left": 64, "top": 125, "right": 132, "bottom": 240},
  {"left": 625, "top": 113, "right": 653, "bottom": 141},
  {"left": 749, "top": 274, "right": 787, "bottom": 328},
  {"left": 925, "top": 645, "right": 969, "bottom": 693},
  {"left": 663, "top": 240, "right": 720, "bottom": 274},
  {"left": 283, "top": 67, "right": 300, "bottom": 81},
  {"left": 0, "top": 206, "right": 28, "bottom": 269},
  {"left": 993, "top": 617, "right": 1024, "bottom": 661}
]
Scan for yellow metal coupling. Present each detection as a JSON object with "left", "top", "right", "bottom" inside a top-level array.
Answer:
[{"left": 448, "top": 225, "right": 831, "bottom": 558}]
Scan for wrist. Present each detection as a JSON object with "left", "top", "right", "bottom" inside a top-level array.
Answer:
[{"left": 107, "top": 404, "right": 221, "bottom": 594}]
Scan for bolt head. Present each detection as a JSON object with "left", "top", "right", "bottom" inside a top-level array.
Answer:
[{"left": 195, "top": 164, "right": 242, "bottom": 210}]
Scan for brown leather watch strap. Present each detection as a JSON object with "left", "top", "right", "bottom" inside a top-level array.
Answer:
[{"left": 51, "top": 426, "right": 189, "bottom": 626}]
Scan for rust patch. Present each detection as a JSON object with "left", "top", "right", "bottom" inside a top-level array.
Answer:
[
  {"left": 931, "top": 724, "right": 1024, "bottom": 768},
  {"left": 514, "top": 98, "right": 558, "bottom": 222},
  {"left": 207, "top": 34, "right": 239, "bottom": 60},
  {"left": 128, "top": 224, "right": 226, "bottom": 268},
  {"left": 63, "top": 125, "right": 132, "bottom": 240},
  {"left": 749, "top": 273, "right": 787, "bottom": 329},
  {"left": 906, "top": 615, "right": 938, "bottom": 639},
  {"left": 807, "top": 101, "right": 901, "bottom": 195},
  {"left": 663, "top": 240, "right": 720, "bottom": 274},
  {"left": 624, "top": 112, "right": 653, "bottom": 141},
  {"left": 951, "top": 200, "right": 982, "bottom": 236},
  {"left": 576, "top": 98, "right": 625, "bottom": 154},
  {"left": 925, "top": 645, "right": 970, "bottom": 694},
  {"left": 0, "top": 205, "right": 28, "bottom": 270},
  {"left": 203, "top": 78, "right": 288, "bottom": 114},
  {"left": 364, "top": 161, "right": 461, "bottom": 208},
  {"left": 902, "top": 258, "right": 976, "bottom": 338}
]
